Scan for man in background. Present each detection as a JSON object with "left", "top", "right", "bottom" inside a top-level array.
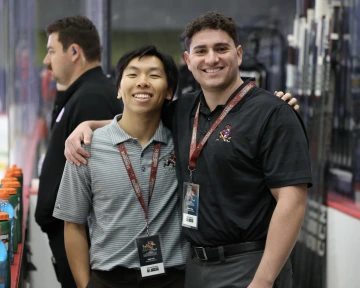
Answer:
[{"left": 35, "top": 16, "right": 123, "bottom": 287}]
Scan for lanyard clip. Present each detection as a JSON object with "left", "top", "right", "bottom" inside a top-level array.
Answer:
[
  {"left": 188, "top": 166, "right": 195, "bottom": 183},
  {"left": 146, "top": 219, "right": 150, "bottom": 237}
]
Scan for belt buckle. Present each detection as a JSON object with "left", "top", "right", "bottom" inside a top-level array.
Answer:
[{"left": 194, "top": 247, "right": 208, "bottom": 260}]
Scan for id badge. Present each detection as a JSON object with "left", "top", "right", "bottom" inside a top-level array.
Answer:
[
  {"left": 135, "top": 234, "right": 165, "bottom": 278},
  {"left": 182, "top": 182, "right": 200, "bottom": 229}
]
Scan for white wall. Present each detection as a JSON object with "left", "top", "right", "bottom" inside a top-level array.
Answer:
[{"left": 327, "top": 207, "right": 360, "bottom": 288}]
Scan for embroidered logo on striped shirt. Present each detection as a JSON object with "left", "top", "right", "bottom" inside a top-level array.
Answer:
[{"left": 164, "top": 153, "right": 176, "bottom": 175}]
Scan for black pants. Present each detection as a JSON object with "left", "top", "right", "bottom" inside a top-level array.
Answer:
[
  {"left": 87, "top": 267, "right": 185, "bottom": 288},
  {"left": 48, "top": 228, "right": 77, "bottom": 288},
  {"left": 185, "top": 248, "right": 292, "bottom": 288}
]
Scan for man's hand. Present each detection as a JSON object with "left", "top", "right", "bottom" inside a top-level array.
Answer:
[
  {"left": 247, "top": 280, "right": 273, "bottom": 288},
  {"left": 65, "top": 122, "right": 93, "bottom": 166},
  {"left": 275, "top": 91, "right": 299, "bottom": 112}
]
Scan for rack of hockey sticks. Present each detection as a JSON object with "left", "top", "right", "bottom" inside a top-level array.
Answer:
[{"left": 287, "top": 0, "right": 360, "bottom": 287}]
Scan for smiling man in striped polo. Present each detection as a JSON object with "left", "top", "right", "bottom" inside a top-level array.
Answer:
[{"left": 53, "top": 45, "right": 188, "bottom": 288}]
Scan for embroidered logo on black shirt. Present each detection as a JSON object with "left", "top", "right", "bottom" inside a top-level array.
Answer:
[{"left": 217, "top": 124, "right": 232, "bottom": 142}]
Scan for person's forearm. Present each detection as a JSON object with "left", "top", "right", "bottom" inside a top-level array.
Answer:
[
  {"left": 64, "top": 222, "right": 90, "bottom": 288},
  {"left": 87, "top": 120, "right": 111, "bottom": 131},
  {"left": 252, "top": 197, "right": 306, "bottom": 286}
]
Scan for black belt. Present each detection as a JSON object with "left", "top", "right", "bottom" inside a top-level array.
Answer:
[{"left": 192, "top": 240, "right": 265, "bottom": 261}]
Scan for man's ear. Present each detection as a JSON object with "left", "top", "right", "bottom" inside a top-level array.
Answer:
[
  {"left": 236, "top": 45, "right": 243, "bottom": 67},
  {"left": 184, "top": 51, "right": 192, "bottom": 72},
  {"left": 117, "top": 89, "right": 123, "bottom": 99},
  {"left": 166, "top": 88, "right": 173, "bottom": 101},
  {"left": 70, "top": 44, "right": 81, "bottom": 62}
]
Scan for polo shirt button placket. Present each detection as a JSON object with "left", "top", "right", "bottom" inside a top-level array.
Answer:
[{"left": 141, "top": 166, "right": 146, "bottom": 172}]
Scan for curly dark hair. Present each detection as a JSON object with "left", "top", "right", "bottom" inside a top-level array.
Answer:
[
  {"left": 183, "top": 12, "right": 239, "bottom": 51},
  {"left": 46, "top": 16, "right": 101, "bottom": 62}
]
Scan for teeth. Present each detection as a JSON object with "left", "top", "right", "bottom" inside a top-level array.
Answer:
[
  {"left": 205, "top": 68, "right": 222, "bottom": 73},
  {"left": 134, "top": 94, "right": 151, "bottom": 99}
]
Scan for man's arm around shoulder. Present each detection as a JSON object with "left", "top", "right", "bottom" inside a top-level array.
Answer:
[{"left": 65, "top": 221, "right": 90, "bottom": 288}]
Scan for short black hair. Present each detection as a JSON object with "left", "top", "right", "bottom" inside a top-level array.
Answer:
[
  {"left": 184, "top": 12, "right": 239, "bottom": 51},
  {"left": 115, "top": 45, "right": 178, "bottom": 99},
  {"left": 46, "top": 16, "right": 101, "bottom": 62}
]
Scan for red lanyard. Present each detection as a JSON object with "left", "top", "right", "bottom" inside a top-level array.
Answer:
[
  {"left": 188, "top": 82, "right": 255, "bottom": 180},
  {"left": 118, "top": 142, "right": 161, "bottom": 235}
]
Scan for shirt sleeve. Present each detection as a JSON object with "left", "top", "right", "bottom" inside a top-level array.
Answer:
[
  {"left": 53, "top": 148, "right": 92, "bottom": 223},
  {"left": 259, "top": 104, "right": 313, "bottom": 189}
]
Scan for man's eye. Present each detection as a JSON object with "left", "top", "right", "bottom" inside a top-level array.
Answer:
[
  {"left": 150, "top": 74, "right": 160, "bottom": 78},
  {"left": 127, "top": 74, "right": 137, "bottom": 77},
  {"left": 216, "top": 47, "right": 227, "bottom": 52},
  {"left": 195, "top": 50, "right": 205, "bottom": 54}
]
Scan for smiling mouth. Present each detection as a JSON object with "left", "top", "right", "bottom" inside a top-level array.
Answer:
[
  {"left": 202, "top": 68, "right": 223, "bottom": 73},
  {"left": 133, "top": 93, "right": 152, "bottom": 99}
]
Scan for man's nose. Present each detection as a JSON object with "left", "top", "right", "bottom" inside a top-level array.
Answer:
[
  {"left": 205, "top": 50, "right": 219, "bottom": 65},
  {"left": 43, "top": 54, "right": 50, "bottom": 66},
  {"left": 136, "top": 76, "right": 150, "bottom": 88}
]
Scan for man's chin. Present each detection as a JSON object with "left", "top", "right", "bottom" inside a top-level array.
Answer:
[
  {"left": 131, "top": 107, "right": 162, "bottom": 117},
  {"left": 200, "top": 81, "right": 226, "bottom": 91}
]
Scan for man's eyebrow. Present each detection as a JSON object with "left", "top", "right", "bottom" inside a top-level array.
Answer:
[
  {"left": 192, "top": 45, "right": 207, "bottom": 50},
  {"left": 214, "top": 42, "right": 232, "bottom": 47},
  {"left": 125, "top": 66, "right": 164, "bottom": 73},
  {"left": 192, "top": 42, "right": 232, "bottom": 50},
  {"left": 148, "top": 67, "right": 164, "bottom": 73},
  {"left": 47, "top": 46, "right": 54, "bottom": 50},
  {"left": 124, "top": 66, "right": 139, "bottom": 71}
]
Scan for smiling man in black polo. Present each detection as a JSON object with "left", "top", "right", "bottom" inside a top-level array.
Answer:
[
  {"left": 63, "top": 12, "right": 311, "bottom": 288},
  {"left": 174, "top": 12, "right": 312, "bottom": 288}
]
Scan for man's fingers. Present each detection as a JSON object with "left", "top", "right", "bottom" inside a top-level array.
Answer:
[
  {"left": 275, "top": 91, "right": 284, "bottom": 98},
  {"left": 65, "top": 138, "right": 90, "bottom": 165},
  {"left": 83, "top": 137, "right": 91, "bottom": 146},
  {"left": 72, "top": 144, "right": 89, "bottom": 165},
  {"left": 64, "top": 146, "right": 75, "bottom": 165},
  {"left": 274, "top": 91, "right": 300, "bottom": 110},
  {"left": 288, "top": 98, "right": 297, "bottom": 106},
  {"left": 83, "top": 129, "right": 93, "bottom": 146},
  {"left": 64, "top": 140, "right": 76, "bottom": 164},
  {"left": 281, "top": 93, "right": 292, "bottom": 102},
  {"left": 65, "top": 142, "right": 82, "bottom": 166}
]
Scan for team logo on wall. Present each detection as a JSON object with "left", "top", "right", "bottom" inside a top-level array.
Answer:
[
  {"left": 217, "top": 124, "right": 232, "bottom": 142},
  {"left": 164, "top": 153, "right": 176, "bottom": 175}
]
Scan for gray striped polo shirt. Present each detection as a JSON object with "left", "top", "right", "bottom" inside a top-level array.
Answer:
[{"left": 53, "top": 114, "right": 189, "bottom": 271}]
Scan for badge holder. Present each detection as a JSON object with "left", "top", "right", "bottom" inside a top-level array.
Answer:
[
  {"left": 135, "top": 234, "right": 165, "bottom": 278},
  {"left": 182, "top": 182, "right": 200, "bottom": 229}
]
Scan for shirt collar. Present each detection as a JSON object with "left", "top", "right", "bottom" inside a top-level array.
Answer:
[
  {"left": 63, "top": 66, "right": 104, "bottom": 98},
  {"left": 109, "top": 114, "right": 169, "bottom": 146},
  {"left": 191, "top": 78, "right": 255, "bottom": 117}
]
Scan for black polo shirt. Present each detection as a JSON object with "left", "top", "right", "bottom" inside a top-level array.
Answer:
[
  {"left": 173, "top": 79, "right": 312, "bottom": 247},
  {"left": 35, "top": 67, "right": 123, "bottom": 235}
]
